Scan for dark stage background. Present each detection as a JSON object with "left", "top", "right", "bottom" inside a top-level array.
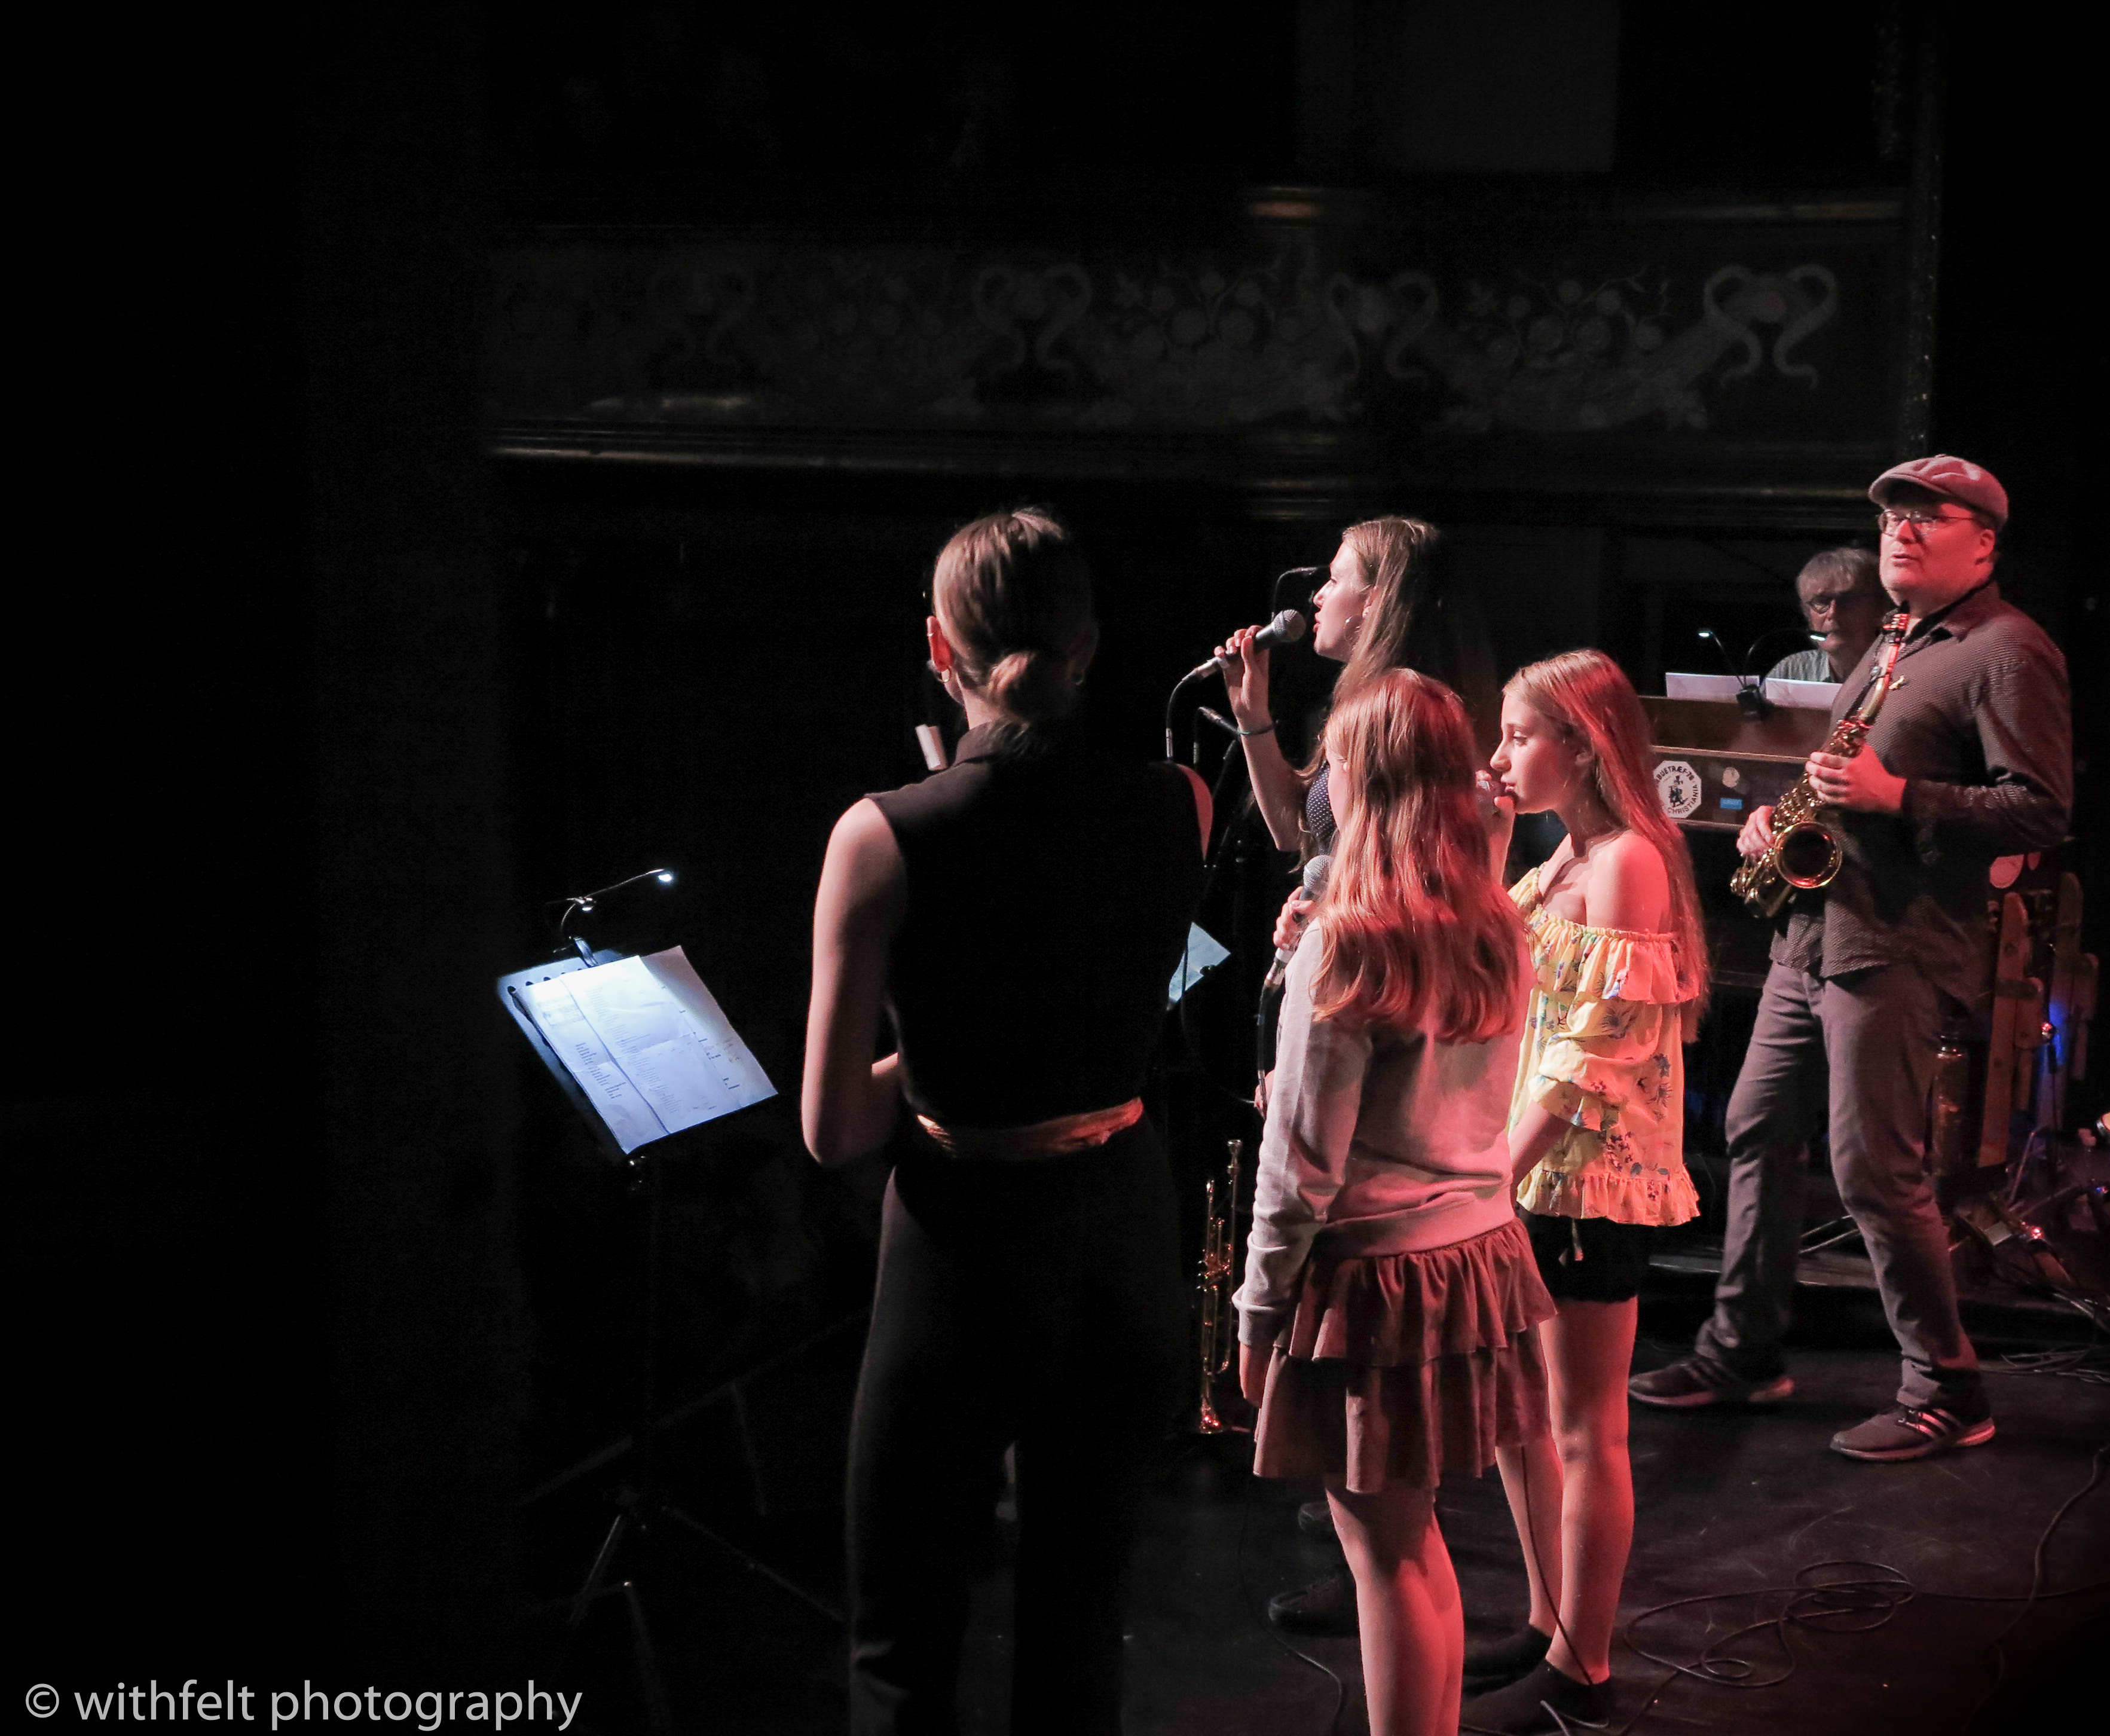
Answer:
[{"left": 20, "top": 0, "right": 2093, "bottom": 1706}]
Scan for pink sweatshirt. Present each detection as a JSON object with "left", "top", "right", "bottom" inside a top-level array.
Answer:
[{"left": 1235, "top": 931, "right": 1525, "bottom": 1346}]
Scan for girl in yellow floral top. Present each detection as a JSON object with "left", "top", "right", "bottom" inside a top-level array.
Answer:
[{"left": 1463, "top": 650, "right": 1708, "bottom": 1736}]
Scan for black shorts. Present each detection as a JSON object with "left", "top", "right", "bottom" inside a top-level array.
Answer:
[{"left": 1524, "top": 1210, "right": 1654, "bottom": 1304}]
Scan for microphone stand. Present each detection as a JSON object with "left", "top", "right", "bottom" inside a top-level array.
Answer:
[
  {"left": 1165, "top": 663, "right": 1214, "bottom": 762},
  {"left": 1164, "top": 567, "right": 1322, "bottom": 762}
]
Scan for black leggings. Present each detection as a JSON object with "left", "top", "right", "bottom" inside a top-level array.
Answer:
[{"left": 846, "top": 1118, "right": 1188, "bottom": 1736}]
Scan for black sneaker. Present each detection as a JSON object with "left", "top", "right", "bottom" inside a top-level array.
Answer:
[
  {"left": 1461, "top": 1660, "right": 1610, "bottom": 1733},
  {"left": 1267, "top": 1567, "right": 1357, "bottom": 1636},
  {"left": 1830, "top": 1401, "right": 1995, "bottom": 1462},
  {"left": 1628, "top": 1353, "right": 1793, "bottom": 1409},
  {"left": 1295, "top": 1497, "right": 1337, "bottom": 1541}
]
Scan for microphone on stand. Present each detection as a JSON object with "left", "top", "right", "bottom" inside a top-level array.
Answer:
[
  {"left": 1166, "top": 609, "right": 1308, "bottom": 757},
  {"left": 1178, "top": 609, "right": 1309, "bottom": 684}
]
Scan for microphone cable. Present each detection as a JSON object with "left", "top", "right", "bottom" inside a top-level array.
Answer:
[
  {"left": 1599, "top": 1441, "right": 2109, "bottom": 1736},
  {"left": 1231, "top": 1454, "right": 1350, "bottom": 1736}
]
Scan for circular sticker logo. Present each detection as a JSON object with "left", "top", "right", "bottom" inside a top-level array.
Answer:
[{"left": 1655, "top": 758, "right": 1703, "bottom": 820}]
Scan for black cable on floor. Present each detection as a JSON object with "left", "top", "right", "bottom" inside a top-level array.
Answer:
[
  {"left": 1604, "top": 1442, "right": 2110, "bottom": 1736},
  {"left": 1981, "top": 1306, "right": 2110, "bottom": 1387},
  {"left": 1953, "top": 1442, "right": 2109, "bottom": 1736}
]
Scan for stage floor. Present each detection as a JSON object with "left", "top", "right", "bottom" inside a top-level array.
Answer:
[{"left": 531, "top": 1275, "right": 2109, "bottom": 1735}]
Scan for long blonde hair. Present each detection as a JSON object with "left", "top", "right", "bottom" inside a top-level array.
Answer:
[
  {"left": 1505, "top": 650, "right": 1711, "bottom": 1019},
  {"left": 1332, "top": 516, "right": 1447, "bottom": 709},
  {"left": 1301, "top": 517, "right": 1499, "bottom": 799},
  {"left": 1310, "top": 670, "right": 1524, "bottom": 1042}
]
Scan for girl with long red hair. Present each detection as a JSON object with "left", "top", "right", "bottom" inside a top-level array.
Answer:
[
  {"left": 1234, "top": 668, "right": 1556, "bottom": 1736},
  {"left": 1464, "top": 649, "right": 1709, "bottom": 1734}
]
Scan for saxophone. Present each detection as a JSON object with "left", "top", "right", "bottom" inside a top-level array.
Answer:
[
  {"left": 1195, "top": 1138, "right": 1243, "bottom": 1434},
  {"left": 1730, "top": 611, "right": 1908, "bottom": 918}
]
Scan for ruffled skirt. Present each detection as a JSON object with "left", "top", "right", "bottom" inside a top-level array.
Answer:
[{"left": 1252, "top": 1215, "right": 1556, "bottom": 1493}]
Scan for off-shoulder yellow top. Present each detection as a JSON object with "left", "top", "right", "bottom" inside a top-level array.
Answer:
[{"left": 1507, "top": 863, "right": 1698, "bottom": 1227}]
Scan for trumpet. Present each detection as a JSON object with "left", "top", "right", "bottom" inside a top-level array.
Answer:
[
  {"left": 1730, "top": 611, "right": 1907, "bottom": 918},
  {"left": 1195, "top": 1138, "right": 1243, "bottom": 1434}
]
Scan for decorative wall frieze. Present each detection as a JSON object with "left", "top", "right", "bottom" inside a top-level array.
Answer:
[{"left": 489, "top": 193, "right": 1916, "bottom": 513}]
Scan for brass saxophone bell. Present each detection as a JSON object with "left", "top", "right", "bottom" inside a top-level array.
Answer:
[
  {"left": 1772, "top": 822, "right": 1844, "bottom": 891},
  {"left": 1730, "top": 613, "right": 1907, "bottom": 919}
]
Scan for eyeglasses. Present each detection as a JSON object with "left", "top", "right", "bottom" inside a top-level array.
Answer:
[
  {"left": 1874, "top": 507, "right": 1983, "bottom": 537},
  {"left": 1799, "top": 592, "right": 1863, "bottom": 618}
]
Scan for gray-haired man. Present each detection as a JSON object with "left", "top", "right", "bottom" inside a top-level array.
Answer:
[{"left": 1767, "top": 546, "right": 1887, "bottom": 685}]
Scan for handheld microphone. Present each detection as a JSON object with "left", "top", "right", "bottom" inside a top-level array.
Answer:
[
  {"left": 1262, "top": 854, "right": 1332, "bottom": 993},
  {"left": 1179, "top": 609, "right": 1308, "bottom": 684}
]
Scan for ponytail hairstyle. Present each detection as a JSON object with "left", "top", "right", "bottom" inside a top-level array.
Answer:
[
  {"left": 1309, "top": 669, "right": 1525, "bottom": 1043},
  {"left": 1504, "top": 650, "right": 1712, "bottom": 1024},
  {"left": 931, "top": 507, "right": 1096, "bottom": 732}
]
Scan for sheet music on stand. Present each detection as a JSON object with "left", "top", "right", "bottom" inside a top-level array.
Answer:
[
  {"left": 503, "top": 946, "right": 775, "bottom": 1154},
  {"left": 1665, "top": 671, "right": 1838, "bottom": 711},
  {"left": 1169, "top": 922, "right": 1230, "bottom": 1005}
]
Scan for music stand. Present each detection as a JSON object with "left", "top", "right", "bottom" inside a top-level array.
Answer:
[{"left": 500, "top": 883, "right": 822, "bottom": 1735}]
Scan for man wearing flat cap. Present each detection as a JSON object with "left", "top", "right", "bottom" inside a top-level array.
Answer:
[{"left": 1633, "top": 455, "right": 2073, "bottom": 1460}]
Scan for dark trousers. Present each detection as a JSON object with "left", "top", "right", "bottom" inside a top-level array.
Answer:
[
  {"left": 1697, "top": 960, "right": 1981, "bottom": 1409},
  {"left": 846, "top": 1119, "right": 1188, "bottom": 1736}
]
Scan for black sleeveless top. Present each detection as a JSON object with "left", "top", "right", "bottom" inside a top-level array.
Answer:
[{"left": 869, "top": 725, "right": 1203, "bottom": 1127}]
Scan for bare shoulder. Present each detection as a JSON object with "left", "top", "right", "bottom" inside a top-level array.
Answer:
[
  {"left": 1585, "top": 830, "right": 1670, "bottom": 932},
  {"left": 822, "top": 799, "right": 906, "bottom": 916},
  {"left": 830, "top": 795, "right": 897, "bottom": 855}
]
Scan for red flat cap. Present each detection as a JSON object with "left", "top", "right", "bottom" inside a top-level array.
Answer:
[{"left": 1868, "top": 454, "right": 2008, "bottom": 527}]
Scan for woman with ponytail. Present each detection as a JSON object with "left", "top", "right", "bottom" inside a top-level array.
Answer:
[
  {"left": 1463, "top": 649, "right": 1708, "bottom": 1734},
  {"left": 802, "top": 508, "right": 1209, "bottom": 1736},
  {"left": 1234, "top": 669, "right": 1555, "bottom": 1736}
]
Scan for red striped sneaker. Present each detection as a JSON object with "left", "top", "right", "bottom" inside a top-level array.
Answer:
[
  {"left": 1628, "top": 1353, "right": 1793, "bottom": 1408},
  {"left": 1829, "top": 1402, "right": 1995, "bottom": 1462}
]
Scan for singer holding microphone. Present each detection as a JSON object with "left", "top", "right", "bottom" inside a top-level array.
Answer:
[
  {"left": 1215, "top": 516, "right": 1496, "bottom": 867},
  {"left": 1235, "top": 668, "right": 1555, "bottom": 1736},
  {"left": 1224, "top": 518, "right": 1503, "bottom": 1642},
  {"left": 802, "top": 508, "right": 1209, "bottom": 1736}
]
